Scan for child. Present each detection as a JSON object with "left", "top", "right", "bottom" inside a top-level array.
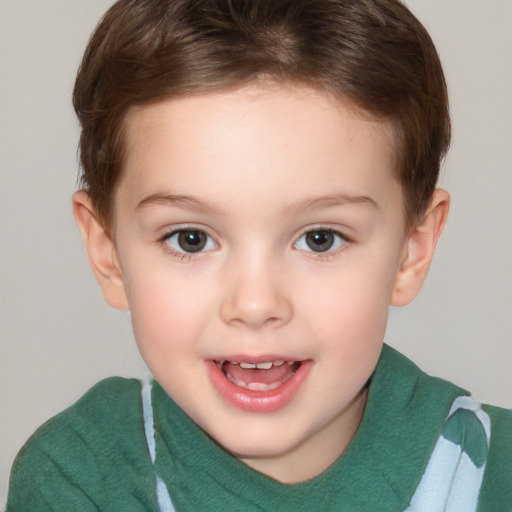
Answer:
[{"left": 6, "top": 0, "right": 511, "bottom": 510}]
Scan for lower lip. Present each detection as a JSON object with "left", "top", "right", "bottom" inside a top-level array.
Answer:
[{"left": 206, "top": 360, "right": 312, "bottom": 413}]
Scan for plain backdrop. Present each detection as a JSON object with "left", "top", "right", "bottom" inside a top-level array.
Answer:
[{"left": 1, "top": 0, "right": 511, "bottom": 505}]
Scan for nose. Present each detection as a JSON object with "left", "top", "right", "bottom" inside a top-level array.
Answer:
[{"left": 219, "top": 257, "right": 293, "bottom": 330}]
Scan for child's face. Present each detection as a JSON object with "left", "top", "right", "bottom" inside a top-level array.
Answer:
[{"left": 111, "top": 86, "right": 409, "bottom": 481}]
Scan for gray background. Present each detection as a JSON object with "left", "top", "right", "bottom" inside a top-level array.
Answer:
[{"left": 1, "top": 0, "right": 511, "bottom": 505}]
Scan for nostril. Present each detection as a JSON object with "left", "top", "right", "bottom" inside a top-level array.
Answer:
[{"left": 219, "top": 271, "right": 293, "bottom": 330}]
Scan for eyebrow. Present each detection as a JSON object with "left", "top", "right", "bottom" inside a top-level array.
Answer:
[
  {"left": 136, "top": 193, "right": 225, "bottom": 215},
  {"left": 136, "top": 191, "right": 378, "bottom": 216},
  {"left": 287, "top": 193, "right": 379, "bottom": 215}
]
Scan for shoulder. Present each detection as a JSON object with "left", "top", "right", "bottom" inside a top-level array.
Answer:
[
  {"left": 377, "top": 347, "right": 512, "bottom": 510},
  {"left": 18, "top": 377, "right": 143, "bottom": 454},
  {"left": 6, "top": 377, "right": 156, "bottom": 511},
  {"left": 477, "top": 404, "right": 512, "bottom": 509},
  {"left": 375, "top": 345, "right": 468, "bottom": 406}
]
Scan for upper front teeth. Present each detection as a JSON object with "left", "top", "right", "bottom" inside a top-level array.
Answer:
[{"left": 239, "top": 361, "right": 283, "bottom": 369}]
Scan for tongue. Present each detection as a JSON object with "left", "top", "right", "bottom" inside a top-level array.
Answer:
[{"left": 223, "top": 362, "right": 296, "bottom": 385}]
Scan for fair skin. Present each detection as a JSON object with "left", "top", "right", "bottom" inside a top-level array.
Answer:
[{"left": 73, "top": 85, "right": 449, "bottom": 484}]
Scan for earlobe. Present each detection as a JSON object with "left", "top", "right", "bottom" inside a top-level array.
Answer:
[
  {"left": 391, "top": 189, "right": 450, "bottom": 307},
  {"left": 72, "top": 191, "right": 129, "bottom": 310}
]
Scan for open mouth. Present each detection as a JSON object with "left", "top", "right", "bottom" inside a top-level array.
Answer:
[
  {"left": 208, "top": 358, "right": 311, "bottom": 412},
  {"left": 216, "top": 360, "right": 302, "bottom": 392}
]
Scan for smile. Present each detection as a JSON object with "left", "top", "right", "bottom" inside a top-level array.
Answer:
[
  {"left": 218, "top": 360, "right": 301, "bottom": 391},
  {"left": 207, "top": 358, "right": 311, "bottom": 413}
]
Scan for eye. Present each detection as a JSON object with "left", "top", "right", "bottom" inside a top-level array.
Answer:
[
  {"left": 294, "top": 229, "right": 347, "bottom": 253},
  {"left": 164, "top": 229, "right": 217, "bottom": 254}
]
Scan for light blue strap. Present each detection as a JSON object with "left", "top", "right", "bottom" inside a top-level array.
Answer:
[
  {"left": 142, "top": 376, "right": 157, "bottom": 464},
  {"left": 404, "top": 395, "right": 491, "bottom": 512},
  {"left": 141, "top": 376, "right": 177, "bottom": 512},
  {"left": 156, "top": 477, "right": 176, "bottom": 512}
]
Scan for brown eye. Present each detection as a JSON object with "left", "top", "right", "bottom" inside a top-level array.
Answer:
[
  {"left": 178, "top": 230, "right": 207, "bottom": 252},
  {"left": 165, "top": 229, "right": 216, "bottom": 253},
  {"left": 294, "top": 229, "right": 347, "bottom": 253},
  {"left": 305, "top": 230, "right": 335, "bottom": 252}
]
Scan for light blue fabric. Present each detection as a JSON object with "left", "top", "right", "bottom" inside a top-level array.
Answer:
[
  {"left": 404, "top": 396, "right": 490, "bottom": 512},
  {"left": 142, "top": 377, "right": 177, "bottom": 512}
]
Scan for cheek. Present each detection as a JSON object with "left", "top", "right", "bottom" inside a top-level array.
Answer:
[
  {"left": 305, "top": 259, "right": 395, "bottom": 322},
  {"left": 300, "top": 258, "right": 397, "bottom": 358},
  {"left": 124, "top": 264, "right": 213, "bottom": 357},
  {"left": 308, "top": 274, "right": 391, "bottom": 398}
]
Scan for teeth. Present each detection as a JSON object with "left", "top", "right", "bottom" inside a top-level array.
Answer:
[
  {"left": 237, "top": 361, "right": 286, "bottom": 369},
  {"left": 220, "top": 360, "right": 297, "bottom": 370},
  {"left": 247, "top": 381, "right": 281, "bottom": 391},
  {"left": 256, "top": 362, "right": 273, "bottom": 370},
  {"left": 225, "top": 373, "right": 247, "bottom": 388},
  {"left": 224, "top": 370, "right": 296, "bottom": 391}
]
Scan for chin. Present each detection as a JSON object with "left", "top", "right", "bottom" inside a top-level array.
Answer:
[{"left": 216, "top": 428, "right": 300, "bottom": 459}]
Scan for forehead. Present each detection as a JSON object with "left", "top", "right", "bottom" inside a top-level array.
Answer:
[
  {"left": 125, "top": 85, "right": 395, "bottom": 150},
  {"left": 116, "top": 85, "right": 400, "bottom": 215}
]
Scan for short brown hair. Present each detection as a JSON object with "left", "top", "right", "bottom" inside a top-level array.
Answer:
[{"left": 73, "top": 0, "right": 450, "bottom": 230}]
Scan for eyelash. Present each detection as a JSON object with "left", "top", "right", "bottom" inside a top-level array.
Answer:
[
  {"left": 158, "top": 226, "right": 218, "bottom": 262},
  {"left": 157, "top": 226, "right": 351, "bottom": 262},
  {"left": 293, "top": 227, "right": 351, "bottom": 260}
]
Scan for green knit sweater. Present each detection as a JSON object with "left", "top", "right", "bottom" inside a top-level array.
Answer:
[{"left": 6, "top": 346, "right": 512, "bottom": 511}]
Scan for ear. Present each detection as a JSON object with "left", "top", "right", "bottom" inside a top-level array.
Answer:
[
  {"left": 72, "top": 191, "right": 129, "bottom": 310},
  {"left": 391, "top": 189, "right": 450, "bottom": 307}
]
